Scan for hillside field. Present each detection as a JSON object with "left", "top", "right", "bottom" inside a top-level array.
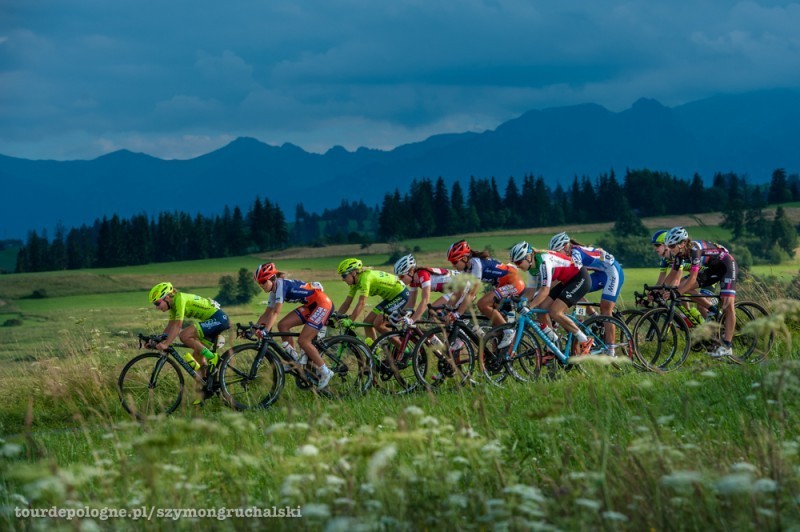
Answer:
[{"left": 1, "top": 218, "right": 799, "bottom": 530}]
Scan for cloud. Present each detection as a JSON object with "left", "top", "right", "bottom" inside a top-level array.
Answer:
[{"left": 1, "top": 0, "right": 799, "bottom": 160}]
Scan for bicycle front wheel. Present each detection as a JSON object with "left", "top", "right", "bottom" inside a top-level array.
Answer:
[
  {"left": 633, "top": 308, "right": 691, "bottom": 372},
  {"left": 118, "top": 353, "right": 184, "bottom": 418},
  {"left": 219, "top": 343, "right": 285, "bottom": 411},
  {"left": 581, "top": 314, "right": 642, "bottom": 373},
  {"left": 317, "top": 335, "right": 373, "bottom": 398}
]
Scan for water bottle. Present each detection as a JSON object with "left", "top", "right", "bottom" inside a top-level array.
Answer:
[
  {"left": 472, "top": 324, "right": 486, "bottom": 338},
  {"left": 297, "top": 349, "right": 308, "bottom": 366},
  {"left": 541, "top": 325, "right": 558, "bottom": 343},
  {"left": 182, "top": 353, "right": 200, "bottom": 371},
  {"left": 282, "top": 341, "right": 300, "bottom": 362},
  {"left": 318, "top": 325, "right": 327, "bottom": 339},
  {"left": 687, "top": 306, "right": 703, "bottom": 326}
]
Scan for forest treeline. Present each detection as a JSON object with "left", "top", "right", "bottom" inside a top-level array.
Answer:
[{"left": 12, "top": 167, "right": 800, "bottom": 273}]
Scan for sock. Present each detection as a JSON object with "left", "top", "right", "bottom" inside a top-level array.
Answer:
[{"left": 575, "top": 331, "right": 588, "bottom": 343}]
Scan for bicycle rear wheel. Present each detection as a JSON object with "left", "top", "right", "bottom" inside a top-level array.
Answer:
[
  {"left": 581, "top": 314, "right": 642, "bottom": 373},
  {"left": 316, "top": 335, "right": 373, "bottom": 398},
  {"left": 479, "top": 324, "right": 529, "bottom": 385},
  {"left": 412, "top": 326, "right": 475, "bottom": 392},
  {"left": 724, "top": 301, "right": 774, "bottom": 364},
  {"left": 219, "top": 343, "right": 284, "bottom": 410},
  {"left": 118, "top": 353, "right": 184, "bottom": 418}
]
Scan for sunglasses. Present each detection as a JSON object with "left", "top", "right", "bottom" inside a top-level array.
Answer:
[
  {"left": 514, "top": 256, "right": 530, "bottom": 266},
  {"left": 653, "top": 243, "right": 664, "bottom": 248},
  {"left": 341, "top": 272, "right": 351, "bottom": 279},
  {"left": 668, "top": 244, "right": 679, "bottom": 249},
  {"left": 153, "top": 298, "right": 164, "bottom": 307}
]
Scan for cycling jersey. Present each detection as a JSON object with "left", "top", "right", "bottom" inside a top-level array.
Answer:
[
  {"left": 571, "top": 246, "right": 624, "bottom": 302},
  {"left": 527, "top": 251, "right": 582, "bottom": 289},
  {"left": 408, "top": 267, "right": 458, "bottom": 293},
  {"left": 268, "top": 279, "right": 326, "bottom": 306},
  {"left": 671, "top": 240, "right": 731, "bottom": 273},
  {"left": 659, "top": 256, "right": 690, "bottom": 274},
  {"left": 168, "top": 292, "right": 222, "bottom": 321},
  {"left": 347, "top": 269, "right": 406, "bottom": 300},
  {"left": 467, "top": 257, "right": 524, "bottom": 299}
]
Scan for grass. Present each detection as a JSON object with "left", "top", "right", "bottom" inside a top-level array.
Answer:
[{"left": 1, "top": 220, "right": 800, "bottom": 529}]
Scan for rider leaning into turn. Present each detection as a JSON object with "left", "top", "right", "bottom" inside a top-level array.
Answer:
[
  {"left": 253, "top": 262, "right": 335, "bottom": 390},
  {"left": 149, "top": 281, "right": 230, "bottom": 378},
  {"left": 335, "top": 258, "right": 410, "bottom": 344},
  {"left": 663, "top": 226, "right": 738, "bottom": 359}
]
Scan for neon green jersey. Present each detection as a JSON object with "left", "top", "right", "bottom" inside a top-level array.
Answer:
[
  {"left": 168, "top": 292, "right": 222, "bottom": 321},
  {"left": 348, "top": 270, "right": 406, "bottom": 300}
]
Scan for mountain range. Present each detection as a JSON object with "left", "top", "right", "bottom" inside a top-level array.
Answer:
[{"left": 2, "top": 88, "right": 799, "bottom": 240}]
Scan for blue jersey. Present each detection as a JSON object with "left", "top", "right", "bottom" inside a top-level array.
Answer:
[
  {"left": 571, "top": 246, "right": 617, "bottom": 273},
  {"left": 268, "top": 278, "right": 324, "bottom": 306},
  {"left": 467, "top": 257, "right": 518, "bottom": 286}
]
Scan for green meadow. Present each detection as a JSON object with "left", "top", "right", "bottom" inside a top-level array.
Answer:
[{"left": 1, "top": 222, "right": 799, "bottom": 530}]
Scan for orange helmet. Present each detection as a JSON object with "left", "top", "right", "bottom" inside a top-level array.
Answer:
[
  {"left": 254, "top": 263, "right": 278, "bottom": 283},
  {"left": 447, "top": 240, "right": 471, "bottom": 263}
]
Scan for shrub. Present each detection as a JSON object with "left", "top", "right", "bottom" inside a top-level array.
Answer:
[{"left": 3, "top": 318, "right": 22, "bottom": 327}]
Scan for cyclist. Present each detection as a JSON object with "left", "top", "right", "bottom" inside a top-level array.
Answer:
[
  {"left": 253, "top": 263, "right": 334, "bottom": 389},
  {"left": 149, "top": 281, "right": 230, "bottom": 381},
  {"left": 336, "top": 258, "right": 410, "bottom": 344},
  {"left": 548, "top": 231, "right": 624, "bottom": 322},
  {"left": 651, "top": 230, "right": 674, "bottom": 286},
  {"left": 664, "top": 226, "right": 737, "bottom": 358},
  {"left": 394, "top": 254, "right": 464, "bottom": 323},
  {"left": 509, "top": 241, "right": 594, "bottom": 354},
  {"left": 446, "top": 240, "right": 525, "bottom": 348}
]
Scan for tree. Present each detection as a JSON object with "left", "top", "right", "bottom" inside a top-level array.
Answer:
[
  {"left": 768, "top": 168, "right": 791, "bottom": 204},
  {"left": 772, "top": 206, "right": 798, "bottom": 258},
  {"left": 235, "top": 267, "right": 259, "bottom": 304},
  {"left": 612, "top": 198, "right": 647, "bottom": 237},
  {"left": 214, "top": 275, "right": 238, "bottom": 306}
]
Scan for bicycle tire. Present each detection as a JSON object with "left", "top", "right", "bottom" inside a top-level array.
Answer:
[
  {"left": 633, "top": 307, "right": 691, "bottom": 372},
  {"left": 316, "top": 335, "right": 373, "bottom": 398},
  {"left": 733, "top": 301, "right": 773, "bottom": 363},
  {"left": 479, "top": 324, "right": 530, "bottom": 385},
  {"left": 219, "top": 343, "right": 285, "bottom": 411},
  {"left": 118, "top": 353, "right": 184, "bottom": 418},
  {"left": 371, "top": 330, "right": 420, "bottom": 395},
  {"left": 581, "top": 314, "right": 643, "bottom": 373},
  {"left": 412, "top": 325, "right": 475, "bottom": 391}
]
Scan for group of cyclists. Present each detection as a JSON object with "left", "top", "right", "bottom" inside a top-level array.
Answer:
[{"left": 147, "top": 224, "right": 738, "bottom": 399}]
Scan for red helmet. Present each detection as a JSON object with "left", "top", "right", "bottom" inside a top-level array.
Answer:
[
  {"left": 254, "top": 263, "right": 278, "bottom": 283},
  {"left": 447, "top": 240, "right": 471, "bottom": 263}
]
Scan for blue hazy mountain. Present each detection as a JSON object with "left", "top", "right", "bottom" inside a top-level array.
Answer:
[{"left": 2, "top": 89, "right": 799, "bottom": 239}]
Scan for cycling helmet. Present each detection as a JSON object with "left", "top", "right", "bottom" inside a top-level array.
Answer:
[
  {"left": 509, "top": 241, "right": 532, "bottom": 263},
  {"left": 254, "top": 263, "right": 278, "bottom": 284},
  {"left": 651, "top": 230, "right": 667, "bottom": 245},
  {"left": 337, "top": 258, "right": 363, "bottom": 276},
  {"left": 393, "top": 254, "right": 416, "bottom": 276},
  {"left": 665, "top": 226, "right": 689, "bottom": 246},
  {"left": 149, "top": 282, "right": 174, "bottom": 304},
  {"left": 447, "top": 240, "right": 471, "bottom": 262},
  {"left": 548, "top": 232, "right": 571, "bottom": 252}
]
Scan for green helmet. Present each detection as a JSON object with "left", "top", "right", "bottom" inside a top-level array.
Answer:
[
  {"left": 337, "top": 258, "right": 362, "bottom": 276},
  {"left": 149, "top": 282, "right": 174, "bottom": 303}
]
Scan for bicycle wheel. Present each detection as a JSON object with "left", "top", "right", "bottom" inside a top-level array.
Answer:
[
  {"left": 118, "top": 353, "right": 184, "bottom": 418},
  {"left": 479, "top": 324, "right": 529, "bottom": 385},
  {"left": 219, "top": 343, "right": 285, "bottom": 411},
  {"left": 633, "top": 307, "right": 691, "bottom": 372},
  {"left": 732, "top": 301, "right": 773, "bottom": 363},
  {"left": 316, "top": 335, "right": 373, "bottom": 398},
  {"left": 370, "top": 330, "right": 420, "bottom": 395},
  {"left": 412, "top": 325, "right": 475, "bottom": 391},
  {"left": 581, "top": 314, "right": 642, "bottom": 373}
]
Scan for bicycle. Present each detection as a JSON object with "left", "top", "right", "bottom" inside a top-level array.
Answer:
[
  {"left": 632, "top": 285, "right": 773, "bottom": 371},
  {"left": 368, "top": 311, "right": 440, "bottom": 395},
  {"left": 408, "top": 304, "right": 478, "bottom": 392},
  {"left": 480, "top": 298, "right": 640, "bottom": 384},
  {"left": 221, "top": 321, "right": 374, "bottom": 407},
  {"left": 118, "top": 333, "right": 233, "bottom": 419}
]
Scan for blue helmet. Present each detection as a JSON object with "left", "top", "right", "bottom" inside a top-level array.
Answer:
[{"left": 651, "top": 230, "right": 667, "bottom": 245}]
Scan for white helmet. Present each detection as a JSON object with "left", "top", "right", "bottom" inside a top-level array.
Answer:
[
  {"left": 509, "top": 241, "right": 531, "bottom": 263},
  {"left": 665, "top": 226, "right": 689, "bottom": 246},
  {"left": 548, "top": 232, "right": 570, "bottom": 252},
  {"left": 393, "top": 254, "right": 416, "bottom": 276}
]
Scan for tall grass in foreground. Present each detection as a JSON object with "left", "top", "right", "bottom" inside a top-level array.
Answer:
[{"left": 1, "top": 304, "right": 799, "bottom": 530}]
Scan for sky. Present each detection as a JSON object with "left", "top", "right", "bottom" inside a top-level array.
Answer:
[{"left": 2, "top": 0, "right": 800, "bottom": 161}]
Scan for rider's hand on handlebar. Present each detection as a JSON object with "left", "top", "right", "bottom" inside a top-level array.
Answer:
[{"left": 339, "top": 317, "right": 353, "bottom": 329}]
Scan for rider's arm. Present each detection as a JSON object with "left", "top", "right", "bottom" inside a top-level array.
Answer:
[
  {"left": 454, "top": 282, "right": 479, "bottom": 317},
  {"left": 349, "top": 295, "right": 368, "bottom": 321},
  {"left": 337, "top": 295, "right": 353, "bottom": 315},
  {"left": 411, "top": 285, "right": 430, "bottom": 322},
  {"left": 258, "top": 303, "right": 282, "bottom": 331},
  {"left": 156, "top": 320, "right": 182, "bottom": 350},
  {"left": 528, "top": 285, "right": 551, "bottom": 309}
]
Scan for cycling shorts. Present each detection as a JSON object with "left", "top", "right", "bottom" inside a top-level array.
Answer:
[
  {"left": 697, "top": 255, "right": 737, "bottom": 298},
  {"left": 195, "top": 309, "right": 230, "bottom": 343},
  {"left": 588, "top": 262, "right": 624, "bottom": 302},
  {"left": 549, "top": 268, "right": 591, "bottom": 306},
  {"left": 292, "top": 291, "right": 334, "bottom": 331},
  {"left": 375, "top": 287, "right": 411, "bottom": 316}
]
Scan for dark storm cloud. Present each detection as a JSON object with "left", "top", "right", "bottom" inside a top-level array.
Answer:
[{"left": 1, "top": 0, "right": 799, "bottom": 159}]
